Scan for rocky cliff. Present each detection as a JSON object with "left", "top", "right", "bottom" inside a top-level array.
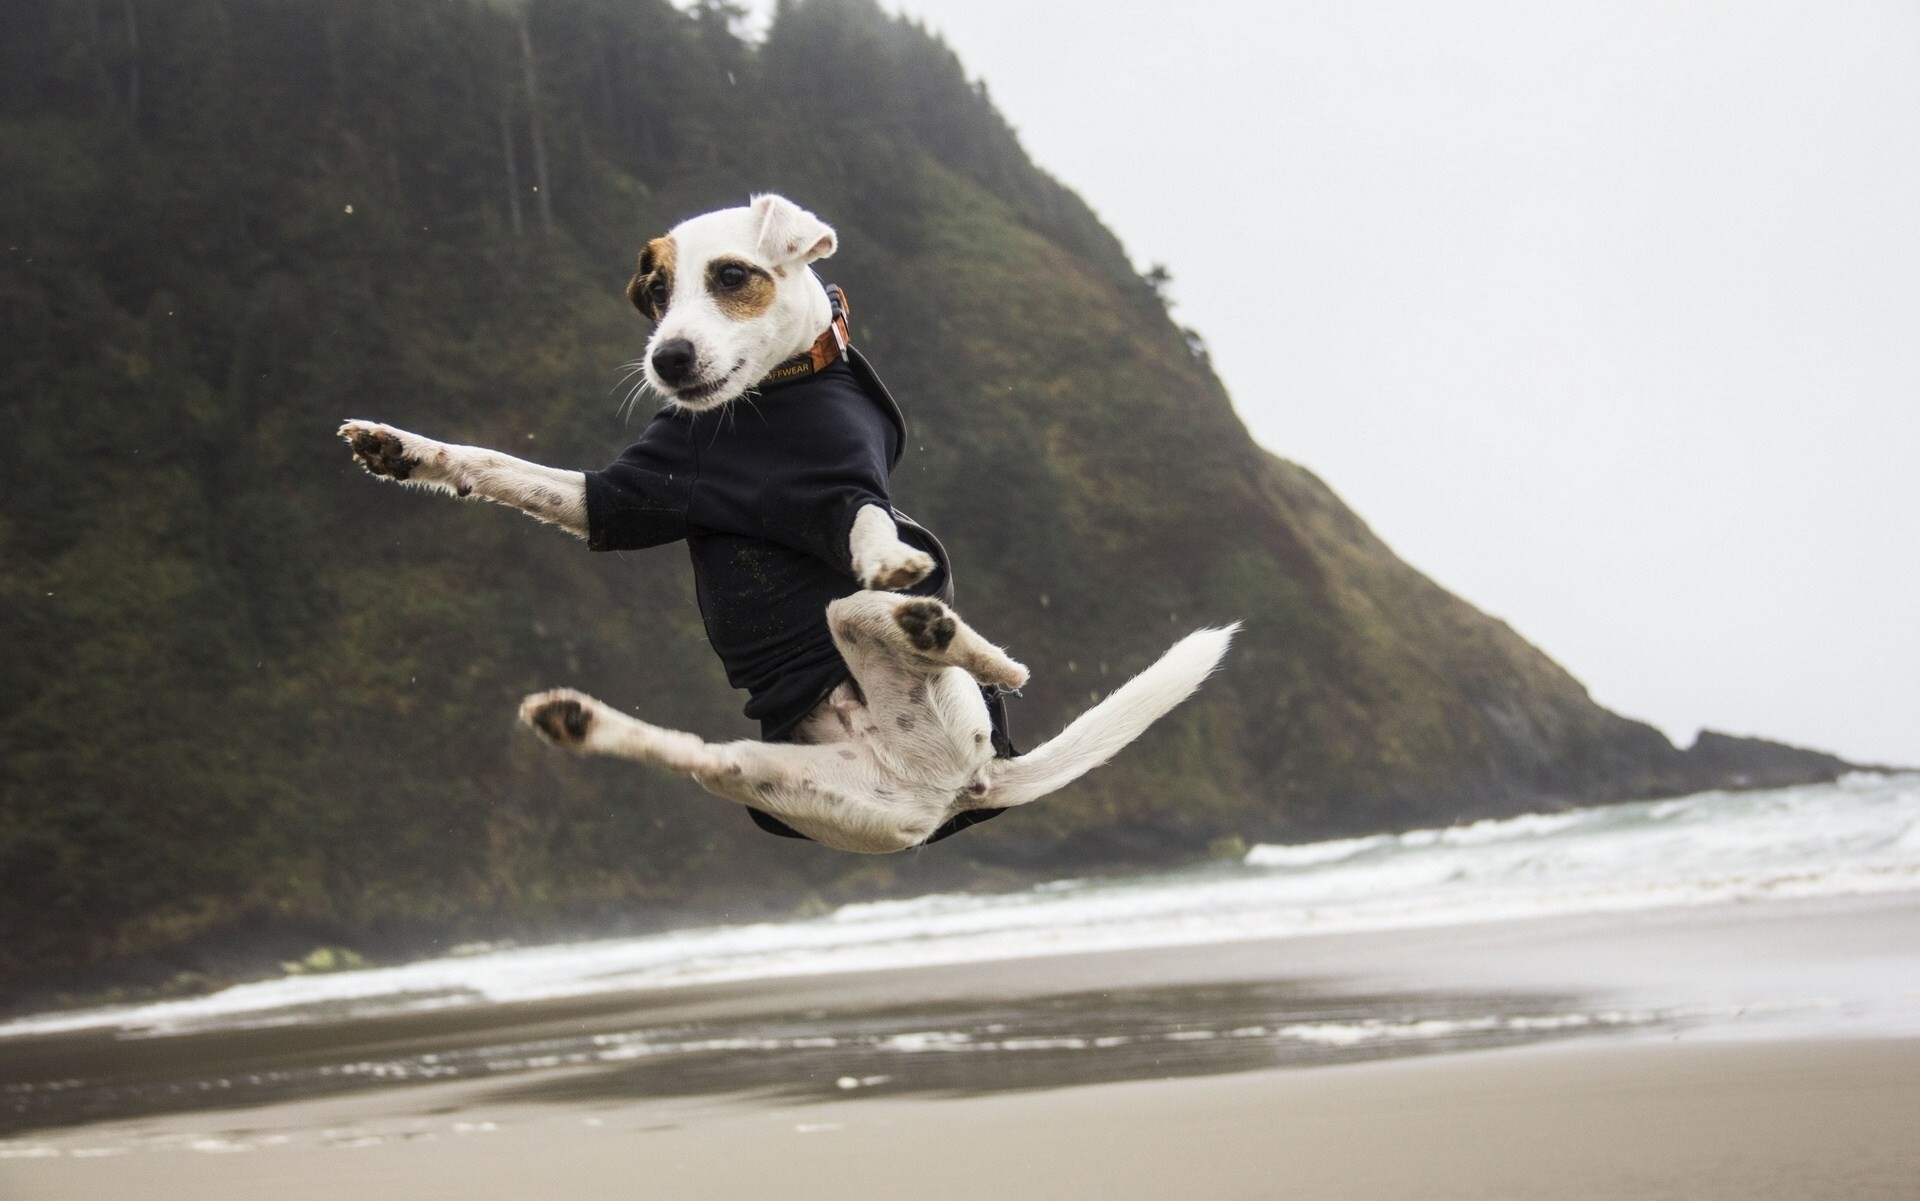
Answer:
[{"left": 0, "top": 0, "right": 1849, "bottom": 1000}]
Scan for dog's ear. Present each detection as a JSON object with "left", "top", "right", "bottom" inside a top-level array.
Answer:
[
  {"left": 750, "top": 194, "right": 837, "bottom": 267},
  {"left": 627, "top": 237, "right": 674, "bottom": 321}
]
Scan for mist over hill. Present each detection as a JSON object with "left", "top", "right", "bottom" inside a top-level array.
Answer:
[{"left": 0, "top": 0, "right": 1849, "bottom": 1000}]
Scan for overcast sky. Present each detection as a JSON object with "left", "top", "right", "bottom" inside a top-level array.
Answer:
[{"left": 744, "top": 0, "right": 1919, "bottom": 766}]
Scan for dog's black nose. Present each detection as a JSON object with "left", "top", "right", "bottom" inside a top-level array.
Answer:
[{"left": 651, "top": 338, "right": 697, "bottom": 386}]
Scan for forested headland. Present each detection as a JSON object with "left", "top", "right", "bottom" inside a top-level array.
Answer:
[{"left": 0, "top": 0, "right": 1849, "bottom": 1003}]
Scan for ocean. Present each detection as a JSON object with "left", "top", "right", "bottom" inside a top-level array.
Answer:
[{"left": 7, "top": 772, "right": 1916, "bottom": 1042}]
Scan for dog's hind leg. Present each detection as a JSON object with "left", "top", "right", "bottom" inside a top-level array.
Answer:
[
  {"left": 521, "top": 688, "right": 739, "bottom": 774},
  {"left": 824, "top": 591, "right": 1019, "bottom": 809},
  {"left": 827, "top": 591, "right": 1028, "bottom": 691},
  {"left": 518, "top": 688, "right": 940, "bottom": 853},
  {"left": 521, "top": 689, "right": 842, "bottom": 795}
]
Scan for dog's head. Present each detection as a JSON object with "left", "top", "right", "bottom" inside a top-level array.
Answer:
[{"left": 627, "top": 194, "right": 838, "bottom": 411}]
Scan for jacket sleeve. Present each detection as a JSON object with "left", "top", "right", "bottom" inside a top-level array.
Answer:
[
  {"left": 582, "top": 422, "right": 693, "bottom": 552},
  {"left": 757, "top": 389, "right": 898, "bottom": 577}
]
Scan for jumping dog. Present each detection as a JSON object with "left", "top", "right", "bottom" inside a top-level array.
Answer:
[{"left": 340, "top": 194, "right": 1233, "bottom": 854}]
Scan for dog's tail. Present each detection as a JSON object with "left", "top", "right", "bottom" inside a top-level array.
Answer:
[{"left": 987, "top": 625, "right": 1237, "bottom": 808}]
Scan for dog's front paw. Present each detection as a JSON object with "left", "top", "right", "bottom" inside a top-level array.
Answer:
[
  {"left": 859, "top": 546, "right": 935, "bottom": 592},
  {"left": 520, "top": 688, "right": 600, "bottom": 748},
  {"left": 340, "top": 420, "right": 429, "bottom": 482}
]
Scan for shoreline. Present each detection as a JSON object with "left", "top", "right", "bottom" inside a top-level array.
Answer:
[
  {"left": 8, "top": 774, "right": 1919, "bottom": 1197},
  {"left": 6, "top": 891, "right": 1917, "bottom": 1138},
  {"left": 12, "top": 771, "right": 1913, "bottom": 1029},
  {"left": 6, "top": 1034, "right": 1918, "bottom": 1200},
  {"left": 6, "top": 888, "right": 1918, "bottom": 1197}
]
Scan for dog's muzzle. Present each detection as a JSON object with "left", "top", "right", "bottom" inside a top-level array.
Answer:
[{"left": 651, "top": 337, "right": 698, "bottom": 387}]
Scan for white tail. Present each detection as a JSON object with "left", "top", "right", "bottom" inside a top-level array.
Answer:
[{"left": 987, "top": 625, "right": 1238, "bottom": 808}]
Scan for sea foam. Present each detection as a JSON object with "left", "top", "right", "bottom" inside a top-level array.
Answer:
[{"left": 5, "top": 773, "right": 1916, "bottom": 1040}]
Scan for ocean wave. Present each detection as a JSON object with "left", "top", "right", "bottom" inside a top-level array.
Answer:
[
  {"left": 5, "top": 774, "right": 1917, "bottom": 1041},
  {"left": 1243, "top": 833, "right": 1390, "bottom": 867}
]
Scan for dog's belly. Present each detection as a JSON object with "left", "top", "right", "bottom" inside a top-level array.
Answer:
[
  {"left": 773, "top": 670, "right": 998, "bottom": 849},
  {"left": 794, "top": 674, "right": 993, "bottom": 770}
]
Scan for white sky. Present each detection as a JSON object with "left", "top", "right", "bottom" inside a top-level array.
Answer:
[{"left": 744, "top": 0, "right": 1920, "bottom": 766}]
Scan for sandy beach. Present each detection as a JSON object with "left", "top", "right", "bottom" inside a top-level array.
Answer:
[
  {"left": 4, "top": 1037, "right": 1917, "bottom": 1200},
  {"left": 5, "top": 888, "right": 1919, "bottom": 1199}
]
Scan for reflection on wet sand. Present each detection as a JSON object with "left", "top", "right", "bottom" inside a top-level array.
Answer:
[
  {"left": 5, "top": 894, "right": 1917, "bottom": 1201},
  {"left": 7, "top": 976, "right": 1677, "bottom": 1135}
]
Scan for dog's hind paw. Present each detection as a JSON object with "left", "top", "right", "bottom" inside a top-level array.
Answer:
[
  {"left": 974, "top": 655, "right": 1029, "bottom": 692},
  {"left": 895, "top": 598, "right": 957, "bottom": 653},
  {"left": 520, "top": 689, "right": 599, "bottom": 748}
]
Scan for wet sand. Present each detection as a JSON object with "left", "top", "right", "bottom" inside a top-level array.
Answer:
[
  {"left": 4, "top": 1037, "right": 1918, "bottom": 1200},
  {"left": 4, "top": 893, "right": 1918, "bottom": 1197}
]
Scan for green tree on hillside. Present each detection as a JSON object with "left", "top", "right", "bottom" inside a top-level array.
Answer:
[{"left": 0, "top": 0, "right": 1845, "bottom": 1002}]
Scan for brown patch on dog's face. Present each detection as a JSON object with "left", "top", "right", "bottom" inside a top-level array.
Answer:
[
  {"left": 705, "top": 256, "right": 777, "bottom": 320},
  {"left": 626, "top": 236, "right": 676, "bottom": 321}
]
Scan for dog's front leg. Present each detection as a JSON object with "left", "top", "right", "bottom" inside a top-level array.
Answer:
[
  {"left": 339, "top": 420, "right": 588, "bottom": 537},
  {"left": 849, "top": 504, "right": 934, "bottom": 591}
]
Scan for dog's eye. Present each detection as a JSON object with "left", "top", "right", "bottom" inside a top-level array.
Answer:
[
  {"left": 648, "top": 279, "right": 669, "bottom": 306},
  {"left": 717, "top": 264, "right": 747, "bottom": 289}
]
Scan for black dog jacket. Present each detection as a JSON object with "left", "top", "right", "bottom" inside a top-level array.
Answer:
[{"left": 583, "top": 292, "right": 1010, "bottom": 843}]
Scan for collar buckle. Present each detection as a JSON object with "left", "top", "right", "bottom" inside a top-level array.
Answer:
[
  {"left": 759, "top": 284, "right": 854, "bottom": 389},
  {"left": 826, "top": 283, "right": 851, "bottom": 352}
]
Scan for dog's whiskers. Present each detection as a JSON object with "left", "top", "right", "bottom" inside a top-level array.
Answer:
[
  {"left": 737, "top": 391, "right": 767, "bottom": 431},
  {"left": 609, "top": 359, "right": 653, "bottom": 422},
  {"left": 618, "top": 374, "right": 661, "bottom": 424}
]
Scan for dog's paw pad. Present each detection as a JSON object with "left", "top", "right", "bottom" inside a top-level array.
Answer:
[
  {"left": 896, "top": 599, "right": 956, "bottom": 653},
  {"left": 342, "top": 423, "right": 418, "bottom": 481},
  {"left": 521, "top": 692, "right": 595, "bottom": 746}
]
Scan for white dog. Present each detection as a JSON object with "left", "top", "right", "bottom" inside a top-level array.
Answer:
[{"left": 340, "top": 194, "right": 1233, "bottom": 854}]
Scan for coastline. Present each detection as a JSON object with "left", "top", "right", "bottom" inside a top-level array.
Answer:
[
  {"left": 6, "top": 1035, "right": 1918, "bottom": 1200},
  {"left": 5, "top": 890, "right": 1917, "bottom": 1131},
  {"left": 6, "top": 780, "right": 1917, "bottom": 1197},
  {"left": 11, "top": 772, "right": 1917, "bottom": 1044}
]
